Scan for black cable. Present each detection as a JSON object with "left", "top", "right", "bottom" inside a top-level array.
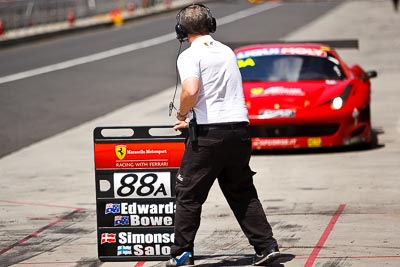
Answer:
[{"left": 169, "top": 41, "right": 183, "bottom": 116}]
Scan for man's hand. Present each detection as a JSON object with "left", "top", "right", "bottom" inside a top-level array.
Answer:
[{"left": 173, "top": 119, "right": 189, "bottom": 131}]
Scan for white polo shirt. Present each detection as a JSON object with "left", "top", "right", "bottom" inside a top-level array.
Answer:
[{"left": 177, "top": 35, "right": 249, "bottom": 124}]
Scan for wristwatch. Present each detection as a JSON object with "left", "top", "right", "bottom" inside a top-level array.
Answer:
[{"left": 176, "top": 111, "right": 187, "bottom": 121}]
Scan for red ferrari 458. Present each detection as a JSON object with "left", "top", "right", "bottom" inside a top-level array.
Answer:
[{"left": 234, "top": 42, "right": 377, "bottom": 149}]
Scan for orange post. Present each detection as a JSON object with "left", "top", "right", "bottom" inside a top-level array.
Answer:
[
  {"left": 67, "top": 9, "right": 75, "bottom": 26},
  {"left": 0, "top": 19, "right": 4, "bottom": 36},
  {"left": 109, "top": 9, "right": 123, "bottom": 26}
]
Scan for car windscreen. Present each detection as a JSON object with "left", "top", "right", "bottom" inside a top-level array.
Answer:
[{"left": 237, "top": 54, "right": 345, "bottom": 82}]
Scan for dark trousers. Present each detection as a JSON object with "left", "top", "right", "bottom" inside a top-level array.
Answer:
[{"left": 171, "top": 123, "right": 277, "bottom": 256}]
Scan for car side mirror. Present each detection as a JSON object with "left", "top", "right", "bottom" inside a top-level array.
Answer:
[{"left": 366, "top": 70, "right": 377, "bottom": 79}]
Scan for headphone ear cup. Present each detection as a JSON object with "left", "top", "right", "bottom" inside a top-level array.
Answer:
[
  {"left": 175, "top": 22, "right": 187, "bottom": 41},
  {"left": 209, "top": 17, "right": 217, "bottom": 33}
]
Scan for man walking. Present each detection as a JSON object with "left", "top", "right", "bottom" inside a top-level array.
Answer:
[{"left": 167, "top": 4, "right": 280, "bottom": 266}]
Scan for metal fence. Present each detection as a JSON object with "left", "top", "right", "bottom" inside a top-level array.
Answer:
[{"left": 0, "top": 0, "right": 166, "bottom": 31}]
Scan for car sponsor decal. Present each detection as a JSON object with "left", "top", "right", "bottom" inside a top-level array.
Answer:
[
  {"left": 253, "top": 138, "right": 297, "bottom": 147},
  {"left": 236, "top": 47, "right": 327, "bottom": 59},
  {"left": 250, "top": 86, "right": 305, "bottom": 97},
  {"left": 250, "top": 87, "right": 264, "bottom": 95},
  {"left": 307, "top": 137, "right": 322, "bottom": 148},
  {"left": 237, "top": 58, "right": 255, "bottom": 69},
  {"left": 259, "top": 109, "right": 296, "bottom": 119}
]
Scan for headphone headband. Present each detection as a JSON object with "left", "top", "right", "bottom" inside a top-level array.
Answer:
[{"left": 175, "top": 3, "right": 216, "bottom": 42}]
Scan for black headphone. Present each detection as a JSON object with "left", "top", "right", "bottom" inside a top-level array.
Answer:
[{"left": 175, "top": 3, "right": 217, "bottom": 42}]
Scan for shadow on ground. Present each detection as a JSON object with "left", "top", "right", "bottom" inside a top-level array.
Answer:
[{"left": 194, "top": 253, "right": 295, "bottom": 266}]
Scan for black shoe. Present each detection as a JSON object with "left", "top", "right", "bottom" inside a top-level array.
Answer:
[
  {"left": 166, "top": 251, "right": 194, "bottom": 267},
  {"left": 252, "top": 246, "right": 280, "bottom": 266}
]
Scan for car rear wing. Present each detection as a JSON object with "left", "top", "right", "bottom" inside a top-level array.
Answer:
[{"left": 226, "top": 39, "right": 359, "bottom": 50}]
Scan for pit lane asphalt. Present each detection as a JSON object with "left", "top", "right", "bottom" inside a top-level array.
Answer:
[
  {"left": 0, "top": 0, "right": 338, "bottom": 159},
  {"left": 1, "top": 0, "right": 400, "bottom": 267}
]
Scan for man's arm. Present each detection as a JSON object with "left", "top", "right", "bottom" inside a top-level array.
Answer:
[
  {"left": 178, "top": 77, "right": 200, "bottom": 116},
  {"left": 174, "top": 77, "right": 200, "bottom": 130}
]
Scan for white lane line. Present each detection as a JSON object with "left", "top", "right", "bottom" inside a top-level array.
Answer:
[
  {"left": 0, "top": 3, "right": 280, "bottom": 85},
  {"left": 0, "top": 33, "right": 175, "bottom": 85}
]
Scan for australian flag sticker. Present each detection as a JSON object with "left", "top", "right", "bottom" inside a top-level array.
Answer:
[
  {"left": 114, "top": 215, "right": 129, "bottom": 226},
  {"left": 105, "top": 203, "right": 120, "bottom": 214}
]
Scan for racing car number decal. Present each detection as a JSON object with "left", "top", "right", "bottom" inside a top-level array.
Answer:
[{"left": 113, "top": 172, "right": 172, "bottom": 199}]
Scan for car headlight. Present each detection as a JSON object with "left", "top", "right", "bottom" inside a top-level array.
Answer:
[
  {"left": 331, "top": 97, "right": 344, "bottom": 110},
  {"left": 330, "top": 84, "right": 352, "bottom": 110}
]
